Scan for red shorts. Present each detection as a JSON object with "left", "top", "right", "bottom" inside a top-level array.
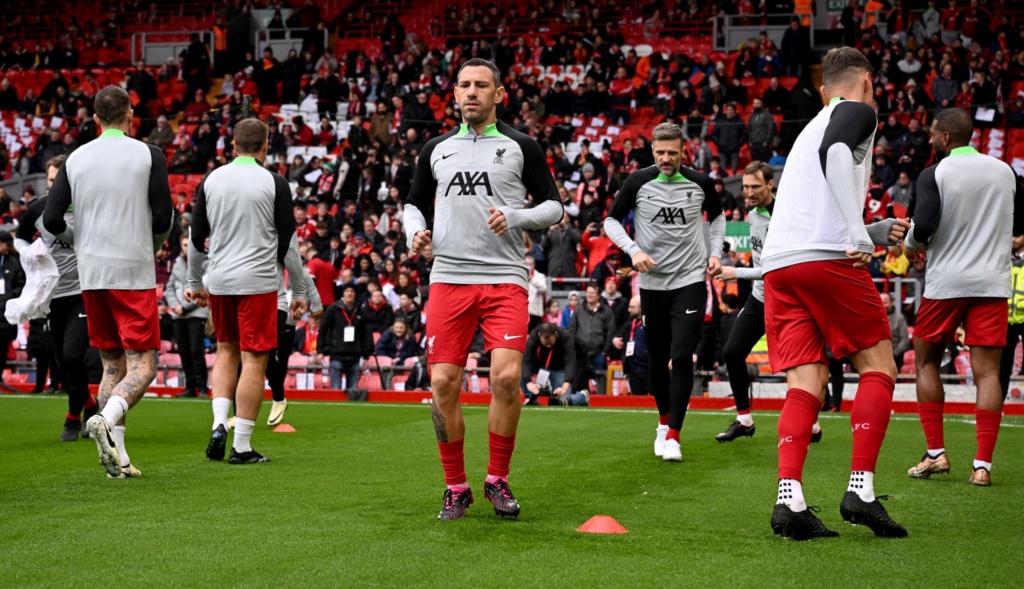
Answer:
[
  {"left": 208, "top": 292, "right": 278, "bottom": 352},
  {"left": 425, "top": 283, "right": 529, "bottom": 366},
  {"left": 764, "top": 259, "right": 890, "bottom": 373},
  {"left": 915, "top": 297, "right": 1007, "bottom": 347},
  {"left": 82, "top": 289, "right": 161, "bottom": 351}
]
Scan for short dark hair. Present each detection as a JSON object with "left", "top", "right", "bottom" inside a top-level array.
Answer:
[
  {"left": 94, "top": 86, "right": 131, "bottom": 126},
  {"left": 537, "top": 322, "right": 557, "bottom": 338},
  {"left": 586, "top": 282, "right": 600, "bottom": 293},
  {"left": 457, "top": 58, "right": 503, "bottom": 88},
  {"left": 234, "top": 118, "right": 269, "bottom": 155},
  {"left": 933, "top": 107, "right": 973, "bottom": 145},
  {"left": 46, "top": 154, "right": 66, "bottom": 171},
  {"left": 821, "top": 47, "right": 872, "bottom": 88},
  {"left": 743, "top": 160, "right": 774, "bottom": 182}
]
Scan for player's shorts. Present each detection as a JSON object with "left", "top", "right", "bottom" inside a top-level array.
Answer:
[
  {"left": 208, "top": 292, "right": 278, "bottom": 352},
  {"left": 82, "top": 289, "right": 161, "bottom": 351},
  {"left": 915, "top": 296, "right": 1007, "bottom": 347},
  {"left": 425, "top": 283, "right": 528, "bottom": 366},
  {"left": 764, "top": 259, "right": 890, "bottom": 373}
]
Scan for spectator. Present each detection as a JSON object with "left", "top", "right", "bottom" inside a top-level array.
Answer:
[
  {"left": 601, "top": 276, "right": 628, "bottom": 329},
  {"left": 147, "top": 115, "right": 174, "bottom": 149},
  {"left": 887, "top": 171, "right": 914, "bottom": 213},
  {"left": 318, "top": 285, "right": 373, "bottom": 391},
  {"left": 0, "top": 230, "right": 24, "bottom": 385},
  {"left": 881, "top": 292, "right": 911, "bottom": 371},
  {"left": 526, "top": 254, "right": 548, "bottom": 332},
  {"left": 560, "top": 291, "right": 580, "bottom": 329},
  {"left": 747, "top": 97, "right": 776, "bottom": 163},
  {"left": 781, "top": 18, "right": 811, "bottom": 78},
  {"left": 165, "top": 234, "right": 209, "bottom": 398},
  {"left": 612, "top": 295, "right": 648, "bottom": 395},
  {"left": 0, "top": 78, "right": 17, "bottom": 111},
  {"left": 687, "top": 136, "right": 713, "bottom": 171},
  {"left": 931, "top": 63, "right": 958, "bottom": 111},
  {"left": 761, "top": 76, "right": 789, "bottom": 113},
  {"left": 394, "top": 293, "right": 423, "bottom": 337},
  {"left": 543, "top": 299, "right": 561, "bottom": 325},
  {"left": 374, "top": 318, "right": 419, "bottom": 364},
  {"left": 568, "top": 283, "right": 615, "bottom": 395},
  {"left": 303, "top": 245, "right": 339, "bottom": 308},
  {"left": 521, "top": 322, "right": 584, "bottom": 406},
  {"left": 543, "top": 214, "right": 581, "bottom": 278},
  {"left": 362, "top": 289, "right": 395, "bottom": 334},
  {"left": 710, "top": 102, "right": 748, "bottom": 174}
]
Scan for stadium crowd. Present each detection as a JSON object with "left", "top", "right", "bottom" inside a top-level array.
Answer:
[{"left": 0, "top": 0, "right": 1022, "bottom": 396}]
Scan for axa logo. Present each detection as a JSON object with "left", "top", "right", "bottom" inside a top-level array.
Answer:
[
  {"left": 750, "top": 236, "right": 763, "bottom": 252},
  {"left": 778, "top": 436, "right": 793, "bottom": 448},
  {"left": 445, "top": 171, "right": 493, "bottom": 196},
  {"left": 653, "top": 207, "right": 687, "bottom": 225},
  {"left": 494, "top": 148, "right": 506, "bottom": 164}
]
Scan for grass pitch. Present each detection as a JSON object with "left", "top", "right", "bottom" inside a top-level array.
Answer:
[{"left": 0, "top": 396, "right": 1021, "bottom": 588}]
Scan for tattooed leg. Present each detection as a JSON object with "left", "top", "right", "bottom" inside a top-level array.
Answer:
[
  {"left": 429, "top": 363, "right": 465, "bottom": 443},
  {"left": 98, "top": 349, "right": 127, "bottom": 409}
]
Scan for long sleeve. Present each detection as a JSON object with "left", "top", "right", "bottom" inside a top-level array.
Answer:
[
  {"left": 501, "top": 200, "right": 563, "bottom": 231},
  {"left": 1014, "top": 173, "right": 1024, "bottom": 237},
  {"left": 818, "top": 101, "right": 877, "bottom": 252},
  {"left": 499, "top": 133, "right": 563, "bottom": 230},
  {"left": 604, "top": 170, "right": 646, "bottom": 258},
  {"left": 273, "top": 174, "right": 296, "bottom": 264},
  {"left": 522, "top": 333, "right": 539, "bottom": 379},
  {"left": 148, "top": 144, "right": 174, "bottom": 251},
  {"left": 695, "top": 171, "right": 725, "bottom": 259},
  {"left": 42, "top": 163, "right": 73, "bottom": 242},
  {"left": 734, "top": 266, "right": 763, "bottom": 280},
  {"left": 404, "top": 139, "right": 439, "bottom": 250},
  {"left": 318, "top": 307, "right": 334, "bottom": 355},
  {"left": 561, "top": 332, "right": 577, "bottom": 384},
  {"left": 866, "top": 218, "right": 900, "bottom": 246},
  {"left": 188, "top": 179, "right": 209, "bottom": 291},
  {"left": 906, "top": 166, "right": 940, "bottom": 249}
]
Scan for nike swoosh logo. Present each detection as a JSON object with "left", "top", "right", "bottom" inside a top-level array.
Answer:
[
  {"left": 686, "top": 309, "right": 698, "bottom": 314},
  {"left": 503, "top": 334, "right": 523, "bottom": 340},
  {"left": 442, "top": 153, "right": 455, "bottom": 159},
  {"left": 78, "top": 313, "right": 87, "bottom": 318}
]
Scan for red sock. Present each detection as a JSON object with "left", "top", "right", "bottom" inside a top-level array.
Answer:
[
  {"left": 83, "top": 394, "right": 97, "bottom": 409},
  {"left": 666, "top": 428, "right": 680, "bottom": 442},
  {"left": 777, "top": 388, "right": 821, "bottom": 481},
  {"left": 487, "top": 432, "right": 515, "bottom": 478},
  {"left": 65, "top": 412, "right": 80, "bottom": 421},
  {"left": 917, "top": 401, "right": 945, "bottom": 450},
  {"left": 975, "top": 409, "right": 1002, "bottom": 463},
  {"left": 850, "top": 371, "right": 895, "bottom": 472},
  {"left": 437, "top": 440, "right": 466, "bottom": 486},
  {"left": 658, "top": 414, "right": 669, "bottom": 426}
]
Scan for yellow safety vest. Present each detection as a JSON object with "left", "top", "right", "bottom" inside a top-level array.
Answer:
[{"left": 1009, "top": 263, "right": 1024, "bottom": 324}]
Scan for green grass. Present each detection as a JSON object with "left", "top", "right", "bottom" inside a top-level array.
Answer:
[{"left": 0, "top": 397, "right": 1021, "bottom": 588}]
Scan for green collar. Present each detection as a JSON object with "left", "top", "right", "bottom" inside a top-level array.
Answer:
[
  {"left": 829, "top": 97, "right": 842, "bottom": 105},
  {"left": 100, "top": 129, "right": 126, "bottom": 138},
  {"left": 457, "top": 122, "right": 501, "bottom": 137},
  {"left": 655, "top": 171, "right": 688, "bottom": 183},
  {"left": 232, "top": 156, "right": 260, "bottom": 166},
  {"left": 948, "top": 146, "right": 979, "bottom": 157},
  {"left": 755, "top": 207, "right": 772, "bottom": 218}
]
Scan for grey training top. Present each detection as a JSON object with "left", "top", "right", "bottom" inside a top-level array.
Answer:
[
  {"left": 734, "top": 201, "right": 772, "bottom": 302},
  {"left": 604, "top": 165, "right": 725, "bottom": 291},
  {"left": 43, "top": 129, "right": 174, "bottom": 290},
  {"left": 403, "top": 121, "right": 563, "bottom": 290},
  {"left": 188, "top": 156, "right": 305, "bottom": 297},
  {"left": 907, "top": 146, "right": 1024, "bottom": 300},
  {"left": 16, "top": 196, "right": 80, "bottom": 298}
]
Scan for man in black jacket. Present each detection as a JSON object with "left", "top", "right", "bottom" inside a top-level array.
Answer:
[
  {"left": 317, "top": 285, "right": 373, "bottom": 390},
  {"left": 522, "top": 322, "right": 587, "bottom": 405},
  {"left": 0, "top": 230, "right": 25, "bottom": 388}
]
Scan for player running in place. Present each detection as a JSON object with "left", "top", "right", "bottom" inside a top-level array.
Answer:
[
  {"left": 604, "top": 121, "right": 725, "bottom": 462},
  {"left": 715, "top": 161, "right": 908, "bottom": 443},
  {"left": 187, "top": 119, "right": 307, "bottom": 465},
  {"left": 15, "top": 154, "right": 99, "bottom": 442},
  {"left": 904, "top": 108, "right": 1023, "bottom": 487},
  {"left": 404, "top": 58, "right": 563, "bottom": 520},
  {"left": 759, "top": 48, "right": 907, "bottom": 540},
  {"left": 43, "top": 86, "right": 174, "bottom": 478},
  {"left": 265, "top": 235, "right": 323, "bottom": 427}
]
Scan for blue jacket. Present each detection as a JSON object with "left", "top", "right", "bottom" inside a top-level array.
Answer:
[
  {"left": 617, "top": 317, "right": 648, "bottom": 375},
  {"left": 375, "top": 329, "right": 419, "bottom": 363}
]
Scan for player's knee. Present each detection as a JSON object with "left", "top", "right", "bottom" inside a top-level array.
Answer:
[
  {"left": 490, "top": 366, "right": 520, "bottom": 396},
  {"left": 431, "top": 369, "right": 462, "bottom": 395}
]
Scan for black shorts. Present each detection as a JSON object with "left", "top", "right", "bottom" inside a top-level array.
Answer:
[{"left": 640, "top": 282, "right": 707, "bottom": 361}]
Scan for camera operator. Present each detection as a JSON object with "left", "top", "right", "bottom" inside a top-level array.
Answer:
[{"left": 521, "top": 322, "right": 588, "bottom": 406}]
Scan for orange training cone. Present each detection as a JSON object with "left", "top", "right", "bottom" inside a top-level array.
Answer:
[
  {"left": 577, "top": 515, "right": 628, "bottom": 534},
  {"left": 272, "top": 424, "right": 297, "bottom": 433}
]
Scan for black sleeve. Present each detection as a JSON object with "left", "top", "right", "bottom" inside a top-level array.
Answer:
[
  {"left": 318, "top": 307, "right": 334, "bottom": 355},
  {"left": 608, "top": 167, "right": 658, "bottom": 221},
  {"left": 406, "top": 136, "right": 441, "bottom": 216},
  {"left": 16, "top": 197, "right": 45, "bottom": 242},
  {"left": 513, "top": 131, "right": 562, "bottom": 209},
  {"left": 273, "top": 173, "right": 296, "bottom": 263},
  {"left": 189, "top": 178, "right": 210, "bottom": 254},
  {"left": 687, "top": 166, "right": 723, "bottom": 221},
  {"left": 910, "top": 165, "right": 940, "bottom": 245},
  {"left": 818, "top": 100, "right": 877, "bottom": 176},
  {"left": 1013, "top": 174, "right": 1024, "bottom": 237},
  {"left": 522, "top": 332, "right": 539, "bottom": 379},
  {"left": 42, "top": 163, "right": 72, "bottom": 236},
  {"left": 148, "top": 144, "right": 174, "bottom": 235}
]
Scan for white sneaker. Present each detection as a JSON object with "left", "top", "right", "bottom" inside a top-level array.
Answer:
[
  {"left": 108, "top": 463, "right": 142, "bottom": 479},
  {"left": 267, "top": 399, "right": 288, "bottom": 426},
  {"left": 654, "top": 425, "right": 669, "bottom": 457},
  {"left": 662, "top": 438, "right": 682, "bottom": 462},
  {"left": 85, "top": 415, "right": 122, "bottom": 478},
  {"left": 226, "top": 417, "right": 236, "bottom": 431}
]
